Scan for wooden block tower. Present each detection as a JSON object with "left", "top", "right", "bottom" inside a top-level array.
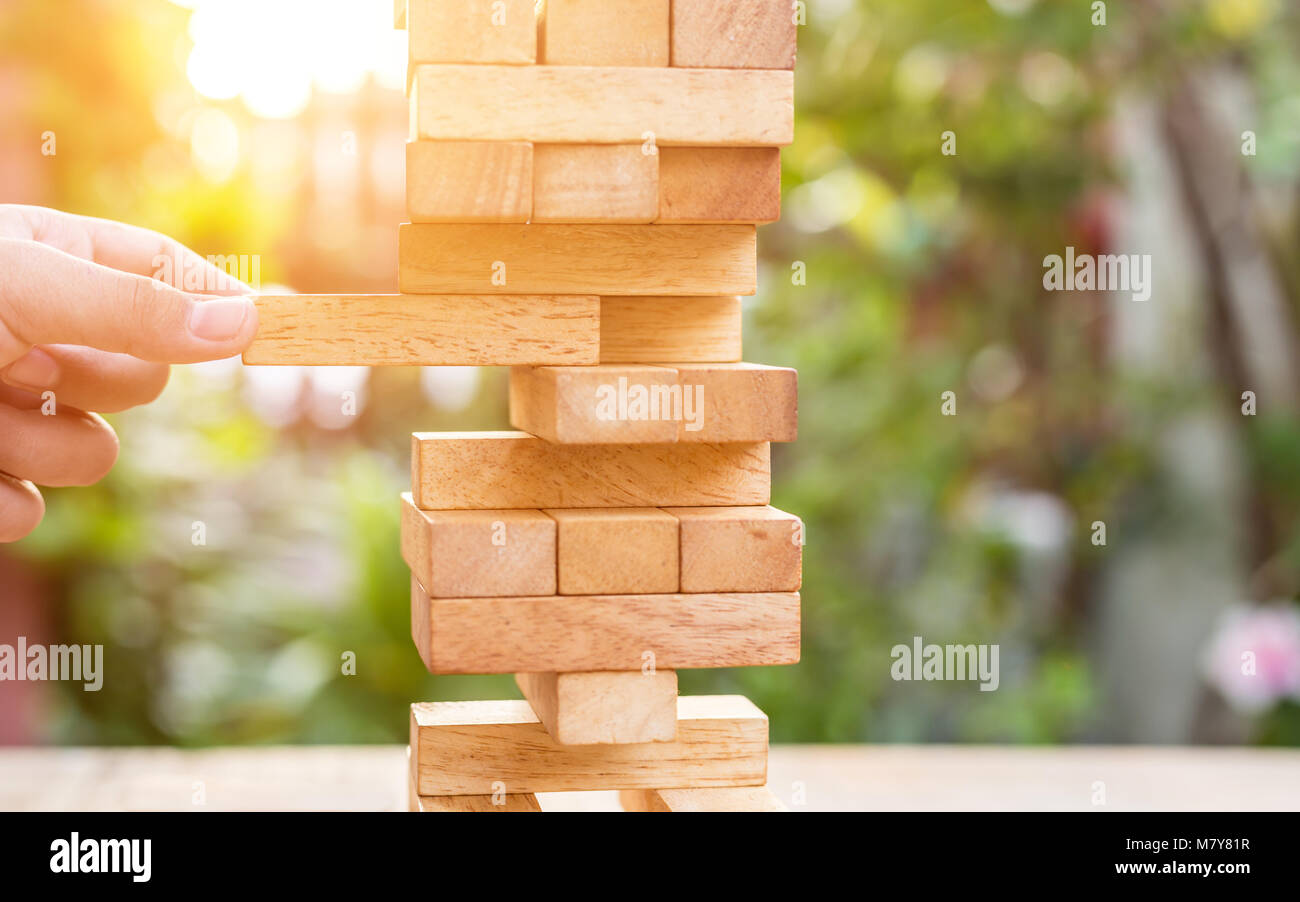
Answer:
[{"left": 248, "top": 0, "right": 798, "bottom": 812}]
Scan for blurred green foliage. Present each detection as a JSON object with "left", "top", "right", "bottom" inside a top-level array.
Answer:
[{"left": 3, "top": 0, "right": 1299, "bottom": 746}]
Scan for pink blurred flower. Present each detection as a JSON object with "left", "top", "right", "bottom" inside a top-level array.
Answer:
[{"left": 1202, "top": 605, "right": 1300, "bottom": 714}]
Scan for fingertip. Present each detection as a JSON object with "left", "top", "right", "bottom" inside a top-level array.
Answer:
[
  {"left": 0, "top": 473, "right": 45, "bottom": 542},
  {"left": 187, "top": 295, "right": 259, "bottom": 348}
]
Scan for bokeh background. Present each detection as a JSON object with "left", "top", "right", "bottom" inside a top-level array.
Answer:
[{"left": 1, "top": 0, "right": 1298, "bottom": 748}]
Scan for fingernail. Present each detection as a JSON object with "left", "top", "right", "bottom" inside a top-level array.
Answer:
[
  {"left": 3, "top": 347, "right": 60, "bottom": 391},
  {"left": 189, "top": 297, "right": 253, "bottom": 342}
]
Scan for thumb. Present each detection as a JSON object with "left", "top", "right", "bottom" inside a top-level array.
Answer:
[{"left": 0, "top": 237, "right": 259, "bottom": 366}]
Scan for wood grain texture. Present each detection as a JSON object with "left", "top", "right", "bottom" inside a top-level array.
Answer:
[
  {"left": 242, "top": 294, "right": 599, "bottom": 366},
  {"left": 620, "top": 786, "right": 787, "bottom": 811},
  {"left": 541, "top": 0, "right": 669, "bottom": 66},
  {"left": 400, "top": 493, "right": 556, "bottom": 598},
  {"left": 410, "top": 65, "right": 793, "bottom": 145},
  {"left": 658, "top": 147, "right": 781, "bottom": 224},
  {"left": 545, "top": 508, "right": 679, "bottom": 595},
  {"left": 409, "top": 696, "right": 767, "bottom": 795},
  {"left": 509, "top": 365, "right": 680, "bottom": 444},
  {"left": 670, "top": 0, "right": 797, "bottom": 69},
  {"left": 515, "top": 671, "right": 679, "bottom": 745},
  {"left": 664, "top": 505, "right": 803, "bottom": 593},
  {"left": 599, "top": 296, "right": 742, "bottom": 363},
  {"left": 669, "top": 362, "right": 798, "bottom": 442},
  {"left": 399, "top": 223, "right": 756, "bottom": 296},
  {"left": 532, "top": 145, "right": 658, "bottom": 223},
  {"left": 406, "top": 141, "right": 532, "bottom": 222},
  {"left": 510, "top": 361, "right": 796, "bottom": 443},
  {"left": 407, "top": 0, "right": 536, "bottom": 65},
  {"left": 409, "top": 577, "right": 800, "bottom": 673},
  {"left": 410, "top": 431, "right": 769, "bottom": 509},
  {"left": 408, "top": 774, "right": 541, "bottom": 812}
]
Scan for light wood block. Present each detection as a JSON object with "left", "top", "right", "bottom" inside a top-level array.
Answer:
[
  {"left": 620, "top": 786, "right": 786, "bottom": 812},
  {"left": 406, "top": 141, "right": 532, "bottom": 222},
  {"left": 659, "top": 147, "right": 781, "bottom": 224},
  {"left": 510, "top": 362, "right": 796, "bottom": 444},
  {"left": 399, "top": 223, "right": 755, "bottom": 296},
  {"left": 509, "top": 365, "right": 680, "bottom": 444},
  {"left": 410, "top": 431, "right": 769, "bottom": 509},
  {"left": 410, "top": 65, "right": 793, "bottom": 145},
  {"left": 409, "top": 696, "right": 767, "bottom": 795},
  {"left": 515, "top": 671, "right": 678, "bottom": 745},
  {"left": 400, "top": 493, "right": 556, "bottom": 598},
  {"left": 242, "top": 294, "right": 598, "bottom": 366},
  {"left": 408, "top": 773, "right": 541, "bottom": 812},
  {"left": 541, "top": 0, "right": 669, "bottom": 66},
  {"left": 410, "top": 577, "right": 800, "bottom": 673},
  {"left": 546, "top": 508, "right": 679, "bottom": 594},
  {"left": 670, "top": 363, "right": 798, "bottom": 443},
  {"left": 670, "top": 0, "right": 797, "bottom": 69},
  {"left": 394, "top": 0, "right": 406, "bottom": 29},
  {"left": 599, "top": 296, "right": 742, "bottom": 363},
  {"left": 407, "top": 0, "right": 536, "bottom": 65},
  {"left": 664, "top": 505, "right": 803, "bottom": 593},
  {"left": 532, "top": 145, "right": 658, "bottom": 223}
]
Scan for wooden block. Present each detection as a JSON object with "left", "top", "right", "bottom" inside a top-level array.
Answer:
[
  {"left": 515, "top": 671, "right": 678, "bottom": 744},
  {"left": 532, "top": 145, "right": 658, "bottom": 223},
  {"left": 664, "top": 505, "right": 803, "bottom": 593},
  {"left": 400, "top": 493, "right": 556, "bottom": 598},
  {"left": 658, "top": 147, "right": 781, "bottom": 224},
  {"left": 410, "top": 65, "right": 793, "bottom": 145},
  {"left": 406, "top": 141, "right": 532, "bottom": 222},
  {"left": 546, "top": 508, "right": 679, "bottom": 594},
  {"left": 410, "top": 696, "right": 767, "bottom": 795},
  {"left": 408, "top": 772, "right": 541, "bottom": 812},
  {"left": 407, "top": 0, "right": 536, "bottom": 65},
  {"left": 599, "top": 296, "right": 742, "bottom": 364},
  {"left": 410, "top": 431, "right": 769, "bottom": 509},
  {"left": 394, "top": 0, "right": 406, "bottom": 29},
  {"left": 670, "top": 0, "right": 797, "bottom": 69},
  {"left": 242, "top": 295, "right": 598, "bottom": 366},
  {"left": 670, "top": 363, "right": 798, "bottom": 442},
  {"left": 509, "top": 365, "right": 680, "bottom": 444},
  {"left": 541, "top": 0, "right": 669, "bottom": 66},
  {"left": 509, "top": 362, "right": 796, "bottom": 444},
  {"left": 410, "top": 577, "right": 800, "bottom": 673},
  {"left": 399, "top": 224, "right": 755, "bottom": 296},
  {"left": 620, "top": 786, "right": 787, "bottom": 812}
]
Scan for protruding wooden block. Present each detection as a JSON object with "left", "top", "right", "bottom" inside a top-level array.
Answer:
[
  {"left": 532, "top": 145, "right": 658, "bottom": 223},
  {"left": 546, "top": 508, "right": 679, "bottom": 594},
  {"left": 515, "top": 671, "right": 678, "bottom": 744},
  {"left": 670, "top": 363, "right": 798, "bottom": 443},
  {"left": 408, "top": 773, "right": 541, "bottom": 812},
  {"left": 406, "top": 141, "right": 532, "bottom": 222},
  {"left": 664, "top": 505, "right": 803, "bottom": 593},
  {"left": 509, "top": 365, "right": 680, "bottom": 444},
  {"left": 409, "top": 696, "right": 767, "bottom": 795},
  {"left": 407, "top": 0, "right": 536, "bottom": 65},
  {"left": 541, "top": 0, "right": 669, "bottom": 66},
  {"left": 670, "top": 0, "right": 797, "bottom": 69},
  {"left": 399, "top": 223, "right": 755, "bottom": 296},
  {"left": 394, "top": 0, "right": 406, "bottom": 29},
  {"left": 599, "top": 296, "right": 742, "bottom": 363},
  {"left": 620, "top": 786, "right": 787, "bottom": 812},
  {"left": 400, "top": 493, "right": 556, "bottom": 598},
  {"left": 410, "top": 65, "right": 793, "bottom": 145},
  {"left": 242, "top": 294, "right": 598, "bottom": 366},
  {"left": 658, "top": 147, "right": 781, "bottom": 224},
  {"left": 510, "top": 362, "right": 796, "bottom": 444},
  {"left": 410, "top": 577, "right": 800, "bottom": 673},
  {"left": 410, "top": 432, "right": 769, "bottom": 509}
]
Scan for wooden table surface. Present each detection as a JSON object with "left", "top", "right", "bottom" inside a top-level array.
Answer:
[{"left": 3, "top": 744, "right": 1298, "bottom": 811}]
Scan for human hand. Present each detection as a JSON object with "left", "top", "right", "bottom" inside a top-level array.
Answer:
[{"left": 0, "top": 205, "right": 259, "bottom": 541}]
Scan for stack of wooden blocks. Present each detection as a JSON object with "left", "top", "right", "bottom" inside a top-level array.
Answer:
[{"left": 245, "top": 0, "right": 799, "bottom": 813}]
